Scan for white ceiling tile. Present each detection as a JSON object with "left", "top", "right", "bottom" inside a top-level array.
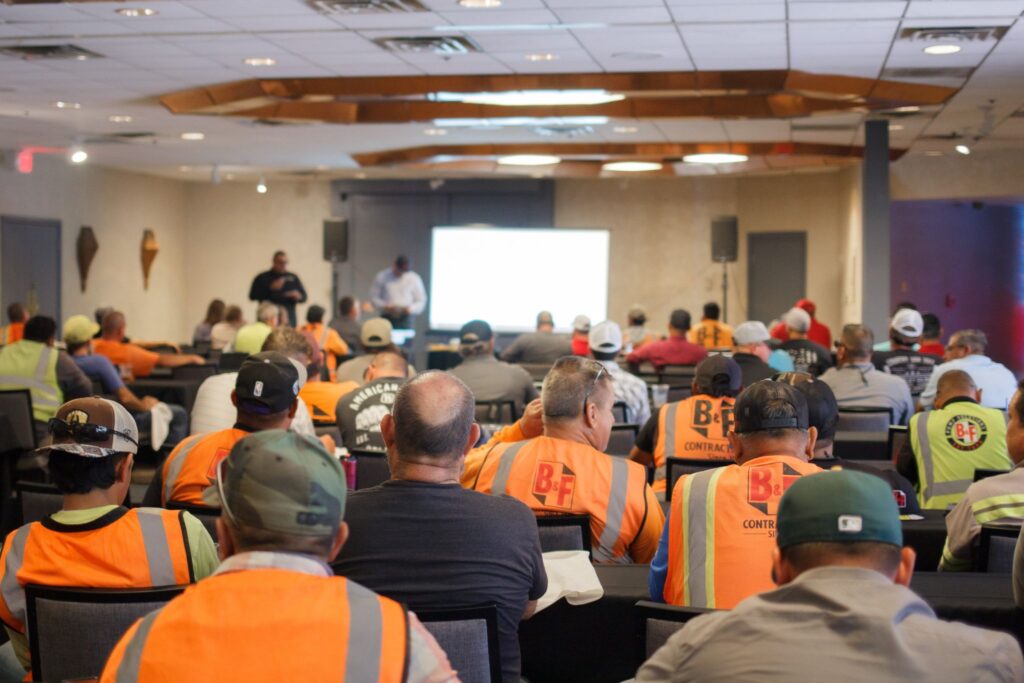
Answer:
[
  {"left": 790, "top": 43, "right": 891, "bottom": 60},
  {"left": 680, "top": 22, "right": 786, "bottom": 46},
  {"left": 654, "top": 118, "right": 728, "bottom": 142},
  {"left": 691, "top": 52, "right": 788, "bottom": 70},
  {"left": 790, "top": 57, "right": 885, "bottom": 77},
  {"left": 789, "top": 21, "right": 899, "bottom": 45},
  {"left": 421, "top": 0, "right": 547, "bottom": 7},
  {"left": 322, "top": 63, "right": 424, "bottom": 76},
  {"left": 436, "top": 9, "right": 559, "bottom": 25},
  {"left": 544, "top": 0, "right": 663, "bottom": 7},
  {"left": 178, "top": 1, "right": 322, "bottom": 18},
  {"left": 306, "top": 51, "right": 411, "bottom": 67},
  {"left": 553, "top": 6, "right": 673, "bottom": 23},
  {"left": 14, "top": 21, "right": 138, "bottom": 37},
  {"left": 789, "top": 2, "right": 907, "bottom": 21},
  {"left": 594, "top": 53, "right": 695, "bottom": 70},
  {"left": 899, "top": 16, "right": 1018, "bottom": 28},
  {"left": 792, "top": 129, "right": 856, "bottom": 145},
  {"left": 723, "top": 119, "right": 789, "bottom": 141},
  {"left": 490, "top": 48, "right": 595, "bottom": 65},
  {"left": 670, "top": 3, "right": 785, "bottom": 22},
  {"left": 73, "top": 2, "right": 210, "bottom": 21},
  {"left": 467, "top": 30, "right": 582, "bottom": 52},
  {"left": 0, "top": 5, "right": 93, "bottom": 21},
  {"left": 124, "top": 18, "right": 240, "bottom": 34},
  {"left": 904, "top": 1, "right": 1024, "bottom": 18},
  {"left": 335, "top": 11, "right": 448, "bottom": 30},
  {"left": 263, "top": 33, "right": 377, "bottom": 53},
  {"left": 574, "top": 26, "right": 685, "bottom": 51},
  {"left": 220, "top": 14, "right": 342, "bottom": 31}
]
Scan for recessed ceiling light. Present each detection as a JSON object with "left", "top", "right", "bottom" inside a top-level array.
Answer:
[
  {"left": 525, "top": 53, "right": 558, "bottom": 62},
  {"left": 955, "top": 144, "right": 970, "bottom": 155},
  {"left": 69, "top": 149, "right": 88, "bottom": 164},
  {"left": 892, "top": 106, "right": 920, "bottom": 113},
  {"left": 243, "top": 57, "right": 277, "bottom": 67},
  {"left": 889, "top": 124, "right": 904, "bottom": 131},
  {"left": 75, "top": 55, "right": 89, "bottom": 61},
  {"left": 257, "top": 176, "right": 268, "bottom": 194},
  {"left": 924, "top": 44, "right": 962, "bottom": 55},
  {"left": 180, "top": 132, "right": 205, "bottom": 141},
  {"left": 613, "top": 126, "right": 639, "bottom": 134},
  {"left": 458, "top": 0, "right": 502, "bottom": 7},
  {"left": 497, "top": 154, "right": 561, "bottom": 166},
  {"left": 603, "top": 161, "right": 663, "bottom": 172},
  {"left": 423, "top": 128, "right": 447, "bottom": 136},
  {"left": 924, "top": 151, "right": 944, "bottom": 157},
  {"left": 115, "top": 8, "right": 158, "bottom": 17},
  {"left": 53, "top": 101, "right": 81, "bottom": 110},
  {"left": 683, "top": 153, "right": 749, "bottom": 165},
  {"left": 108, "top": 115, "right": 133, "bottom": 123},
  {"left": 433, "top": 90, "right": 624, "bottom": 107}
]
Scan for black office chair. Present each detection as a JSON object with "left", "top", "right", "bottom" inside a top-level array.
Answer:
[
  {"left": 350, "top": 449, "right": 390, "bottom": 490},
  {"left": 165, "top": 500, "right": 220, "bottom": 538},
  {"left": 832, "top": 431, "right": 890, "bottom": 460},
  {"left": 605, "top": 424, "right": 639, "bottom": 457},
  {"left": 657, "top": 365, "right": 697, "bottom": 386},
  {"left": 635, "top": 600, "right": 714, "bottom": 660},
  {"left": 418, "top": 605, "right": 502, "bottom": 683},
  {"left": 665, "top": 458, "right": 732, "bottom": 502},
  {"left": 0, "top": 389, "right": 36, "bottom": 452},
  {"left": 612, "top": 401, "right": 628, "bottom": 423},
  {"left": 217, "top": 352, "right": 248, "bottom": 372},
  {"left": 15, "top": 481, "right": 62, "bottom": 525},
  {"left": 974, "top": 468, "right": 1011, "bottom": 483},
  {"left": 171, "top": 363, "right": 217, "bottom": 382},
  {"left": 836, "top": 406, "right": 893, "bottom": 433},
  {"left": 25, "top": 584, "right": 185, "bottom": 683},
  {"left": 536, "top": 514, "right": 592, "bottom": 556},
  {"left": 977, "top": 524, "right": 1021, "bottom": 573},
  {"left": 887, "top": 425, "right": 908, "bottom": 462},
  {"left": 475, "top": 400, "right": 518, "bottom": 425}
]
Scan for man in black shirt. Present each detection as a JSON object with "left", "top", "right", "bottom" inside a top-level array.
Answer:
[
  {"left": 779, "top": 307, "right": 833, "bottom": 377},
  {"left": 731, "top": 321, "right": 775, "bottom": 386},
  {"left": 335, "top": 351, "right": 407, "bottom": 452},
  {"left": 872, "top": 308, "right": 937, "bottom": 398},
  {"left": 248, "top": 250, "right": 307, "bottom": 327},
  {"left": 333, "top": 371, "right": 547, "bottom": 683}
]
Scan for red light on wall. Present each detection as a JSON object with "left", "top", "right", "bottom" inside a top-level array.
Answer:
[{"left": 16, "top": 149, "right": 33, "bottom": 174}]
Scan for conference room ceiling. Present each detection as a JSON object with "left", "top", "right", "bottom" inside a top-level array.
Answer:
[{"left": 0, "top": 0, "right": 1022, "bottom": 179}]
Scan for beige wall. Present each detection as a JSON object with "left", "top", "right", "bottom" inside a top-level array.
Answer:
[{"left": 892, "top": 148, "right": 1024, "bottom": 200}]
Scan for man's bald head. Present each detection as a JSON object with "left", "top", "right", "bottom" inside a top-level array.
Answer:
[
  {"left": 101, "top": 311, "right": 126, "bottom": 339},
  {"left": 391, "top": 371, "right": 475, "bottom": 464},
  {"left": 935, "top": 369, "right": 980, "bottom": 408}
]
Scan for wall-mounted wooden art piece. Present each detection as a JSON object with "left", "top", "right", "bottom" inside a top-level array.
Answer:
[
  {"left": 141, "top": 229, "right": 159, "bottom": 290},
  {"left": 76, "top": 226, "right": 98, "bottom": 293}
]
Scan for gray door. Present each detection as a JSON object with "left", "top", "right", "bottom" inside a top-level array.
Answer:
[
  {"left": 747, "top": 232, "right": 806, "bottom": 324},
  {"left": 1, "top": 216, "right": 61, "bottom": 324}
]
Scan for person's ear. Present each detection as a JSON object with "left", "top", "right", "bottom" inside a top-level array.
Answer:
[
  {"left": 976, "top": 387, "right": 984, "bottom": 404},
  {"left": 583, "top": 400, "right": 598, "bottom": 429},
  {"left": 727, "top": 431, "right": 742, "bottom": 461},
  {"left": 380, "top": 413, "right": 396, "bottom": 449},
  {"left": 894, "top": 546, "right": 916, "bottom": 586},
  {"left": 287, "top": 399, "right": 298, "bottom": 419},
  {"left": 117, "top": 454, "right": 134, "bottom": 485},
  {"left": 804, "top": 426, "right": 818, "bottom": 458},
  {"left": 327, "top": 522, "right": 349, "bottom": 562},
  {"left": 463, "top": 423, "right": 481, "bottom": 455},
  {"left": 230, "top": 390, "right": 238, "bottom": 408},
  {"left": 771, "top": 547, "right": 795, "bottom": 586},
  {"left": 216, "top": 517, "right": 235, "bottom": 562}
]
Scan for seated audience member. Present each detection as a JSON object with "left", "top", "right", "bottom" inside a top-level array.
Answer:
[
  {"left": 300, "top": 304, "right": 350, "bottom": 381},
  {"left": 626, "top": 309, "right": 707, "bottom": 370},
  {"left": 0, "top": 398, "right": 216, "bottom": 674},
  {"left": 625, "top": 304, "right": 659, "bottom": 351},
  {"left": 778, "top": 307, "right": 833, "bottom": 377},
  {"left": 874, "top": 301, "right": 918, "bottom": 351},
  {"left": 770, "top": 298, "right": 832, "bottom": 349},
  {"left": 637, "top": 469, "right": 1024, "bottom": 682},
  {"left": 589, "top": 321, "right": 650, "bottom": 427},
  {"left": 731, "top": 321, "right": 775, "bottom": 385},
  {"left": 230, "top": 302, "right": 279, "bottom": 355},
  {"left": 873, "top": 308, "right": 937, "bottom": 397},
  {"left": 1, "top": 302, "right": 26, "bottom": 346},
  {"left": 919, "top": 329, "right": 1017, "bottom": 410},
  {"left": 93, "top": 311, "right": 202, "bottom": 379},
  {"left": 650, "top": 380, "right": 821, "bottom": 608},
  {"left": 337, "top": 352, "right": 407, "bottom": 452},
  {"left": 630, "top": 356, "right": 741, "bottom": 495},
  {"left": 153, "top": 352, "right": 303, "bottom": 507},
  {"left": 939, "top": 378, "right": 1024, "bottom": 571},
  {"left": 919, "top": 312, "right": 945, "bottom": 357},
  {"left": 897, "top": 370, "right": 1010, "bottom": 511},
  {"left": 102, "top": 430, "right": 455, "bottom": 683},
  {"left": 64, "top": 315, "right": 189, "bottom": 449},
  {"left": 336, "top": 318, "right": 417, "bottom": 385},
  {"left": 209, "top": 304, "right": 243, "bottom": 351},
  {"left": 334, "top": 372, "right": 546, "bottom": 683},
  {"left": 570, "top": 315, "right": 591, "bottom": 356},
  {"left": 449, "top": 319, "right": 538, "bottom": 419},
  {"left": 192, "top": 299, "right": 224, "bottom": 346},
  {"left": 500, "top": 310, "right": 573, "bottom": 364},
  {"left": 688, "top": 302, "right": 733, "bottom": 349},
  {"left": 329, "top": 295, "right": 362, "bottom": 355},
  {"left": 299, "top": 354, "right": 358, "bottom": 425},
  {"left": 190, "top": 328, "right": 318, "bottom": 438},
  {"left": 820, "top": 324, "right": 914, "bottom": 425},
  {"left": 777, "top": 372, "right": 919, "bottom": 515},
  {"left": 464, "top": 357, "right": 664, "bottom": 563},
  {"left": 0, "top": 315, "right": 91, "bottom": 425}
]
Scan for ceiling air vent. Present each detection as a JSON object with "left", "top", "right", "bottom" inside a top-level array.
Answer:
[
  {"left": 373, "top": 35, "right": 480, "bottom": 55},
  {"left": 532, "top": 124, "right": 596, "bottom": 139},
  {"left": 899, "top": 26, "right": 1008, "bottom": 44},
  {"left": 80, "top": 132, "right": 156, "bottom": 144},
  {"left": 882, "top": 67, "right": 975, "bottom": 80},
  {"left": 0, "top": 44, "right": 103, "bottom": 60},
  {"left": 309, "top": 0, "right": 427, "bottom": 14}
]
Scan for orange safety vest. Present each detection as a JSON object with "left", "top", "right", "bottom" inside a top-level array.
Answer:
[
  {"left": 101, "top": 570, "right": 409, "bottom": 682},
  {"left": 300, "top": 380, "right": 359, "bottom": 424},
  {"left": 0, "top": 323, "right": 24, "bottom": 347},
  {"left": 0, "top": 507, "right": 193, "bottom": 633},
  {"left": 161, "top": 428, "right": 249, "bottom": 505},
  {"left": 301, "top": 322, "right": 348, "bottom": 381},
  {"left": 469, "top": 436, "right": 650, "bottom": 563},
  {"left": 652, "top": 395, "right": 735, "bottom": 492},
  {"left": 664, "top": 455, "right": 821, "bottom": 609}
]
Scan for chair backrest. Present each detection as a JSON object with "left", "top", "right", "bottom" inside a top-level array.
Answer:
[
  {"left": 16, "top": 481, "right": 63, "bottom": 525},
  {"left": 605, "top": 424, "right": 638, "bottom": 457},
  {"left": 417, "top": 605, "right": 502, "bottom": 683},
  {"left": 351, "top": 449, "right": 390, "bottom": 490},
  {"left": 474, "top": 400, "right": 518, "bottom": 425},
  {"left": 635, "top": 600, "right": 714, "bottom": 659},
  {"left": 164, "top": 500, "right": 220, "bottom": 538},
  {"left": 665, "top": 458, "right": 732, "bottom": 502},
  {"left": 974, "top": 468, "right": 1010, "bottom": 483},
  {"left": 888, "top": 425, "right": 908, "bottom": 463},
  {"left": 832, "top": 431, "right": 890, "bottom": 461},
  {"left": 611, "top": 401, "right": 628, "bottom": 423},
  {"left": 0, "top": 389, "right": 36, "bottom": 452},
  {"left": 657, "top": 365, "right": 696, "bottom": 386},
  {"left": 217, "top": 352, "right": 248, "bottom": 372},
  {"left": 26, "top": 584, "right": 185, "bottom": 683},
  {"left": 171, "top": 363, "right": 217, "bottom": 382},
  {"left": 977, "top": 524, "right": 1021, "bottom": 572},
  {"left": 666, "top": 386, "right": 693, "bottom": 403},
  {"left": 536, "top": 514, "right": 592, "bottom": 556},
  {"left": 835, "top": 406, "right": 892, "bottom": 433}
]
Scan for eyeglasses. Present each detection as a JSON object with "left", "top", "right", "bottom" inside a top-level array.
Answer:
[
  {"left": 582, "top": 361, "right": 608, "bottom": 413},
  {"left": 47, "top": 417, "right": 139, "bottom": 448}
]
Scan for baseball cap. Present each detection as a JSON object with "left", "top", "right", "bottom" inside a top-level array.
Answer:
[
  {"left": 777, "top": 469, "right": 902, "bottom": 549},
  {"left": 62, "top": 315, "right": 100, "bottom": 345},
  {"left": 783, "top": 307, "right": 811, "bottom": 333},
  {"left": 774, "top": 372, "right": 838, "bottom": 442},
  {"left": 589, "top": 321, "right": 623, "bottom": 354},
  {"left": 573, "top": 315, "right": 591, "bottom": 333},
  {"left": 734, "top": 321, "right": 770, "bottom": 346},
  {"left": 694, "top": 355, "right": 742, "bottom": 394},
  {"left": 204, "top": 430, "right": 347, "bottom": 538},
  {"left": 796, "top": 299, "right": 817, "bottom": 317},
  {"left": 891, "top": 308, "right": 924, "bottom": 338},
  {"left": 361, "top": 318, "right": 393, "bottom": 348},
  {"left": 42, "top": 397, "right": 139, "bottom": 458},
  {"left": 537, "top": 310, "right": 554, "bottom": 327},
  {"left": 734, "top": 380, "right": 809, "bottom": 434},
  {"left": 235, "top": 352, "right": 303, "bottom": 414},
  {"left": 460, "top": 319, "right": 493, "bottom": 344}
]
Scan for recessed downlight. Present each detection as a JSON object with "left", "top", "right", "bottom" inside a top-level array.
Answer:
[
  {"left": 433, "top": 90, "right": 624, "bottom": 107},
  {"left": 955, "top": 144, "right": 970, "bottom": 155},
  {"left": 108, "top": 115, "right": 133, "bottom": 123},
  {"left": 613, "top": 126, "right": 639, "bottom": 134},
  {"left": 458, "top": 0, "right": 502, "bottom": 7},
  {"left": 892, "top": 106, "right": 920, "bottom": 113},
  {"left": 180, "top": 132, "right": 205, "bottom": 141},
  {"left": 603, "top": 161, "right": 663, "bottom": 172},
  {"left": 497, "top": 154, "right": 561, "bottom": 166},
  {"left": 923, "top": 44, "right": 962, "bottom": 55},
  {"left": 53, "top": 101, "right": 81, "bottom": 110},
  {"left": 525, "top": 53, "right": 558, "bottom": 62},
  {"left": 243, "top": 57, "right": 277, "bottom": 67},
  {"left": 69, "top": 149, "right": 88, "bottom": 164},
  {"left": 115, "top": 8, "right": 158, "bottom": 17},
  {"left": 423, "top": 128, "right": 447, "bottom": 136},
  {"left": 889, "top": 124, "right": 904, "bottom": 131},
  {"left": 683, "top": 153, "right": 749, "bottom": 165}
]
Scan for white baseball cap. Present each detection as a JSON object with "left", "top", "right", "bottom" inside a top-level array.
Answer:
[
  {"left": 734, "top": 321, "right": 771, "bottom": 345},
  {"left": 783, "top": 307, "right": 812, "bottom": 333},
  {"left": 891, "top": 308, "right": 923, "bottom": 338},
  {"left": 572, "top": 314, "right": 591, "bottom": 332},
  {"left": 589, "top": 321, "right": 623, "bottom": 354}
]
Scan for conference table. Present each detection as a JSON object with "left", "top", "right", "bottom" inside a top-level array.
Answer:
[
  {"left": 127, "top": 378, "right": 202, "bottom": 413},
  {"left": 519, "top": 564, "right": 1022, "bottom": 683}
]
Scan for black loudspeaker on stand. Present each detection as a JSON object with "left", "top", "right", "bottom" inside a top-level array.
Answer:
[{"left": 711, "top": 216, "right": 738, "bottom": 322}]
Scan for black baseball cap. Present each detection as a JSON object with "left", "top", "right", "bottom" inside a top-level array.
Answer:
[
  {"left": 235, "top": 351, "right": 303, "bottom": 414},
  {"left": 460, "top": 319, "right": 493, "bottom": 344},
  {"left": 774, "top": 372, "right": 839, "bottom": 442},
  {"left": 694, "top": 355, "right": 742, "bottom": 394},
  {"left": 734, "top": 380, "right": 809, "bottom": 434}
]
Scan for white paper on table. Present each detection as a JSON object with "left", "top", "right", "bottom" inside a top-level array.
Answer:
[
  {"left": 149, "top": 402, "right": 173, "bottom": 450},
  {"left": 534, "top": 550, "right": 604, "bottom": 613}
]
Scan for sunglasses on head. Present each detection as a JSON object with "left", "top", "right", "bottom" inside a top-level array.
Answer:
[{"left": 47, "top": 417, "right": 139, "bottom": 448}]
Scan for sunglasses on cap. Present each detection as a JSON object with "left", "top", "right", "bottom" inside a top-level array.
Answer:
[{"left": 47, "top": 417, "right": 139, "bottom": 448}]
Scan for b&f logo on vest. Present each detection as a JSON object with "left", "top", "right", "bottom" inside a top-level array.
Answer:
[
  {"left": 944, "top": 415, "right": 988, "bottom": 451},
  {"left": 746, "top": 464, "right": 802, "bottom": 515},
  {"left": 532, "top": 460, "right": 576, "bottom": 510}
]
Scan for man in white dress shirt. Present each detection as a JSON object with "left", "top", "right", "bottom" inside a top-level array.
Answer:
[{"left": 370, "top": 255, "right": 427, "bottom": 329}]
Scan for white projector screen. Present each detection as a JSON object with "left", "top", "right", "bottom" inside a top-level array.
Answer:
[{"left": 430, "top": 227, "right": 609, "bottom": 333}]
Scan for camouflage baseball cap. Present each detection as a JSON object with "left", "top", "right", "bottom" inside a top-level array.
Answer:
[{"left": 204, "top": 429, "right": 346, "bottom": 537}]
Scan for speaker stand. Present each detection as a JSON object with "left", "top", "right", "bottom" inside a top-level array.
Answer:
[{"left": 718, "top": 258, "right": 728, "bottom": 324}]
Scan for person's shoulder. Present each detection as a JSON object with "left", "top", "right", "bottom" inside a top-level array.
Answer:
[{"left": 904, "top": 609, "right": 1023, "bottom": 661}]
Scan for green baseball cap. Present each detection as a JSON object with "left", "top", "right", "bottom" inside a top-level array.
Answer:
[
  {"left": 776, "top": 469, "right": 902, "bottom": 550},
  {"left": 204, "top": 430, "right": 347, "bottom": 538}
]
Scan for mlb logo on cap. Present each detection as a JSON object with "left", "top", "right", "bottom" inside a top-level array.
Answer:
[{"left": 838, "top": 515, "right": 863, "bottom": 533}]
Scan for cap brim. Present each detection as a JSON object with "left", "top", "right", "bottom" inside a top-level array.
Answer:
[{"left": 38, "top": 443, "right": 118, "bottom": 458}]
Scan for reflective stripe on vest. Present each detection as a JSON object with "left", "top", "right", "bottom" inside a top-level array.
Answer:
[
  {"left": 681, "top": 467, "right": 726, "bottom": 608},
  {"left": 346, "top": 579, "right": 385, "bottom": 680},
  {"left": 114, "top": 609, "right": 161, "bottom": 683},
  {"left": 491, "top": 441, "right": 529, "bottom": 496},
  {"left": 593, "top": 457, "right": 630, "bottom": 564},
  {"left": 663, "top": 402, "right": 680, "bottom": 459},
  {"left": 136, "top": 510, "right": 179, "bottom": 586},
  {"left": 163, "top": 436, "right": 203, "bottom": 505},
  {"left": 0, "top": 526, "right": 31, "bottom": 627},
  {"left": 914, "top": 413, "right": 971, "bottom": 499}
]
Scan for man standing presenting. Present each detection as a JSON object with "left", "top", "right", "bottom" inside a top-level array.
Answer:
[
  {"left": 370, "top": 255, "right": 426, "bottom": 329},
  {"left": 248, "top": 250, "right": 306, "bottom": 327}
]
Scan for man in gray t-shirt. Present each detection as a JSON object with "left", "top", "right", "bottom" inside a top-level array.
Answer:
[
  {"left": 450, "top": 319, "right": 538, "bottom": 419},
  {"left": 335, "top": 352, "right": 407, "bottom": 452},
  {"left": 500, "top": 310, "right": 572, "bottom": 364}
]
